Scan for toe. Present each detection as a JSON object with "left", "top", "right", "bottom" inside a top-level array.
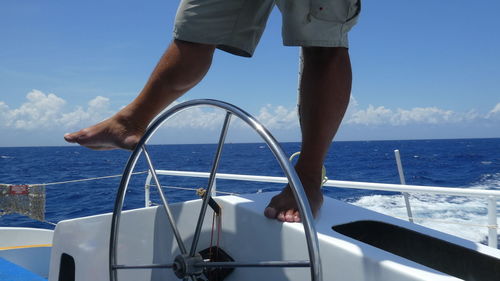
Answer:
[
  {"left": 64, "top": 129, "right": 92, "bottom": 143},
  {"left": 264, "top": 206, "right": 278, "bottom": 219},
  {"left": 293, "top": 211, "right": 301, "bottom": 222},
  {"left": 285, "top": 210, "right": 296, "bottom": 222},
  {"left": 277, "top": 211, "right": 286, "bottom": 222},
  {"left": 64, "top": 133, "right": 77, "bottom": 143}
]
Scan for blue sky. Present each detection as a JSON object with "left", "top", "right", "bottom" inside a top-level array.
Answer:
[{"left": 0, "top": 0, "right": 499, "bottom": 147}]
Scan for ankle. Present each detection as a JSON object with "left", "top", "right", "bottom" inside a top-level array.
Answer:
[
  {"left": 119, "top": 100, "right": 160, "bottom": 123},
  {"left": 112, "top": 109, "right": 148, "bottom": 135},
  {"left": 295, "top": 161, "right": 322, "bottom": 178},
  {"left": 293, "top": 169, "right": 322, "bottom": 194}
]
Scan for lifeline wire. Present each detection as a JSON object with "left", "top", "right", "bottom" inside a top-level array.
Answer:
[
  {"left": 41, "top": 171, "right": 149, "bottom": 186},
  {"left": 15, "top": 172, "right": 236, "bottom": 225},
  {"left": 149, "top": 184, "right": 238, "bottom": 196}
]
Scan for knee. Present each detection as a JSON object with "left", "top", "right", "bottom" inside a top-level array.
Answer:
[
  {"left": 172, "top": 39, "right": 215, "bottom": 51},
  {"left": 173, "top": 39, "right": 216, "bottom": 56}
]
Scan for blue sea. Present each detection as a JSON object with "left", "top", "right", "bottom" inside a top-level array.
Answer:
[{"left": 1, "top": 138, "right": 499, "bottom": 245}]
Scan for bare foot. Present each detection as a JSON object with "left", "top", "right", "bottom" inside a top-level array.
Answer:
[
  {"left": 264, "top": 167, "right": 324, "bottom": 222},
  {"left": 63, "top": 112, "right": 146, "bottom": 151}
]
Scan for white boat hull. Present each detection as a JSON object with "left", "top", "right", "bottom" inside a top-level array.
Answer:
[{"left": 34, "top": 192, "right": 498, "bottom": 281}]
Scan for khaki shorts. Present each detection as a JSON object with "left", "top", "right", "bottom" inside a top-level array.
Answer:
[{"left": 173, "top": 0, "right": 361, "bottom": 57}]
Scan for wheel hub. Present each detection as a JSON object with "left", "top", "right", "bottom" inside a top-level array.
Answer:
[{"left": 172, "top": 254, "right": 204, "bottom": 279}]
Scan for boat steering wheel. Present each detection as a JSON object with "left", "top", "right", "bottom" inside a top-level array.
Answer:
[{"left": 109, "top": 99, "right": 322, "bottom": 281}]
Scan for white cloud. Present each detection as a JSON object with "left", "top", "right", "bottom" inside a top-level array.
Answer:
[
  {"left": 347, "top": 105, "right": 393, "bottom": 125},
  {"left": 0, "top": 93, "right": 300, "bottom": 133},
  {"left": 155, "top": 102, "right": 299, "bottom": 131},
  {"left": 1, "top": 90, "right": 498, "bottom": 136},
  {"left": 256, "top": 104, "right": 298, "bottom": 129},
  {"left": 165, "top": 106, "right": 226, "bottom": 129},
  {"left": 486, "top": 103, "right": 500, "bottom": 119},
  {"left": 0, "top": 90, "right": 66, "bottom": 129},
  {"left": 345, "top": 101, "right": 497, "bottom": 126},
  {"left": 390, "top": 107, "right": 458, "bottom": 125},
  {"left": 0, "top": 90, "right": 113, "bottom": 130},
  {"left": 58, "top": 96, "right": 112, "bottom": 128},
  {"left": 464, "top": 109, "right": 480, "bottom": 121}
]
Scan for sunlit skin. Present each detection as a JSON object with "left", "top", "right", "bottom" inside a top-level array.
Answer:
[{"left": 64, "top": 40, "right": 352, "bottom": 222}]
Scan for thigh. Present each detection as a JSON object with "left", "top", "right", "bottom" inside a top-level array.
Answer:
[{"left": 173, "top": 0, "right": 276, "bottom": 57}]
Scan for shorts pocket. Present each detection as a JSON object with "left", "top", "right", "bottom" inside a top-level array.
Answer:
[{"left": 310, "top": 0, "right": 361, "bottom": 23}]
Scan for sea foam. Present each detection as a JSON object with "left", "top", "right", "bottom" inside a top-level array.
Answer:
[{"left": 353, "top": 173, "right": 500, "bottom": 246}]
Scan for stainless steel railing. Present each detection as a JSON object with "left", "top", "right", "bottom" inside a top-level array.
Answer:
[{"left": 144, "top": 169, "right": 500, "bottom": 248}]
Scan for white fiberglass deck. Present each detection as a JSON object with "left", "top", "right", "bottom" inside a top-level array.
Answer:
[{"left": 47, "top": 192, "right": 500, "bottom": 281}]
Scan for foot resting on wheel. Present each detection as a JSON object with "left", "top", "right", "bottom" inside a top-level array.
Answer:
[
  {"left": 63, "top": 109, "right": 146, "bottom": 151},
  {"left": 65, "top": 109, "right": 324, "bottom": 222}
]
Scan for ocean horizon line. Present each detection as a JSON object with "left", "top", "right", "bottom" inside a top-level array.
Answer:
[{"left": 0, "top": 136, "right": 499, "bottom": 149}]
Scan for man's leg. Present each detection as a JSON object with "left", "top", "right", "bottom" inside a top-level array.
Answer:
[
  {"left": 264, "top": 47, "right": 352, "bottom": 222},
  {"left": 64, "top": 40, "right": 216, "bottom": 150}
]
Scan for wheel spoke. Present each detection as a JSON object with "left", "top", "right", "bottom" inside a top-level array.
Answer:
[
  {"left": 113, "top": 263, "right": 174, "bottom": 270},
  {"left": 143, "top": 145, "right": 188, "bottom": 254},
  {"left": 196, "top": 260, "right": 310, "bottom": 268},
  {"left": 189, "top": 112, "right": 232, "bottom": 256}
]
